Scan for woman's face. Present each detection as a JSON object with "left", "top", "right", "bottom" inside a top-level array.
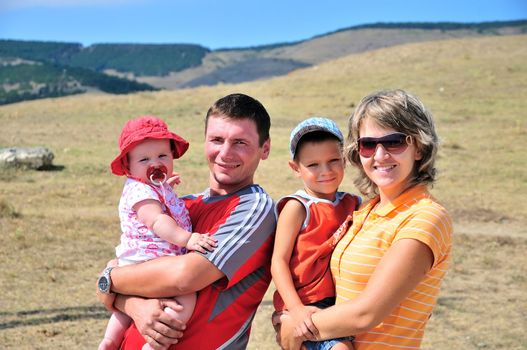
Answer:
[{"left": 358, "top": 118, "right": 422, "bottom": 202}]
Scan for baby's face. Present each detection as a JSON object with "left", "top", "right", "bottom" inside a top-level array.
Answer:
[{"left": 127, "top": 138, "right": 174, "bottom": 184}]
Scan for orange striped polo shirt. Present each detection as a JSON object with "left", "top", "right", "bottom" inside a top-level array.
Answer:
[{"left": 331, "top": 185, "right": 453, "bottom": 349}]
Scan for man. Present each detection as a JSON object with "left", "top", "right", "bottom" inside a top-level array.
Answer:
[{"left": 97, "top": 93, "right": 276, "bottom": 349}]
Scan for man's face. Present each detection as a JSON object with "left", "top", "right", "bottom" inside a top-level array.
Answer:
[{"left": 205, "top": 115, "right": 270, "bottom": 195}]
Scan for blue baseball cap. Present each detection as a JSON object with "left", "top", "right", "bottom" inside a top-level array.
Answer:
[{"left": 289, "top": 117, "right": 344, "bottom": 158}]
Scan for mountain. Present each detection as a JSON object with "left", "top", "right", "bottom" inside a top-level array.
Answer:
[
  {"left": 0, "top": 58, "right": 158, "bottom": 105},
  {"left": 138, "top": 20, "right": 527, "bottom": 88},
  {"left": 1, "top": 20, "right": 526, "bottom": 105},
  {"left": 0, "top": 41, "right": 209, "bottom": 76},
  {"left": 0, "top": 41, "right": 210, "bottom": 105},
  {"left": 1, "top": 33, "right": 526, "bottom": 350}
]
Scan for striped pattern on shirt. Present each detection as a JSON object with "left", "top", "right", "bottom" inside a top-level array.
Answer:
[
  {"left": 119, "top": 185, "right": 276, "bottom": 350},
  {"left": 331, "top": 185, "right": 453, "bottom": 349}
]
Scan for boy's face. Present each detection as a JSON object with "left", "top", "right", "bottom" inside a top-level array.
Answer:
[
  {"left": 289, "top": 139, "right": 345, "bottom": 201},
  {"left": 127, "top": 138, "right": 174, "bottom": 183}
]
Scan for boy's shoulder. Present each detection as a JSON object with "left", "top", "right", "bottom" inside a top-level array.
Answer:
[
  {"left": 338, "top": 191, "right": 362, "bottom": 204},
  {"left": 276, "top": 190, "right": 361, "bottom": 212}
]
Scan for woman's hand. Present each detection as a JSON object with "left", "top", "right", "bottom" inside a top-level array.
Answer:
[
  {"left": 289, "top": 305, "right": 319, "bottom": 340},
  {"left": 128, "top": 297, "right": 186, "bottom": 350},
  {"left": 273, "top": 311, "right": 310, "bottom": 350}
]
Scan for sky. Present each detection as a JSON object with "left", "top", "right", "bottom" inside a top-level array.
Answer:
[{"left": 1, "top": 0, "right": 526, "bottom": 50}]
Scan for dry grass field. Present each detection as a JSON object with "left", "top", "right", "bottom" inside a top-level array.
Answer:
[{"left": 1, "top": 35, "right": 526, "bottom": 349}]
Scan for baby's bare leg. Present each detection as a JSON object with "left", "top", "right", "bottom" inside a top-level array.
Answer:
[
  {"left": 99, "top": 311, "right": 132, "bottom": 350},
  {"left": 141, "top": 293, "right": 197, "bottom": 350},
  {"left": 164, "top": 292, "right": 197, "bottom": 323}
]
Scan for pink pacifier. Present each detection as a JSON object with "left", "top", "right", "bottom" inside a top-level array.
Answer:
[{"left": 147, "top": 165, "right": 168, "bottom": 186}]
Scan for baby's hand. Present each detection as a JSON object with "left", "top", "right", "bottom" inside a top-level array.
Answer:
[
  {"left": 167, "top": 173, "right": 181, "bottom": 188},
  {"left": 186, "top": 232, "right": 217, "bottom": 253}
]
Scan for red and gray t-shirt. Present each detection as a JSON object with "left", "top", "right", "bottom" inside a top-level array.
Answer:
[{"left": 121, "top": 184, "right": 276, "bottom": 350}]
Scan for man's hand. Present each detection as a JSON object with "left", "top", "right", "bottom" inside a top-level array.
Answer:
[{"left": 130, "top": 298, "right": 186, "bottom": 350}]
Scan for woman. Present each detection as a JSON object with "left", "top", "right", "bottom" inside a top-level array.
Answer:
[{"left": 275, "top": 89, "right": 453, "bottom": 349}]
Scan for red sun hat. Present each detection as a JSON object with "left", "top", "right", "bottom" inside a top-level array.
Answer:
[{"left": 110, "top": 115, "right": 189, "bottom": 176}]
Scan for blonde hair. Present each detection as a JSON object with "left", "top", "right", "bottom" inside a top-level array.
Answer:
[{"left": 344, "top": 89, "right": 439, "bottom": 198}]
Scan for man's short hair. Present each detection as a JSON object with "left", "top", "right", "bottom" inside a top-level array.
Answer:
[{"left": 205, "top": 93, "right": 271, "bottom": 146}]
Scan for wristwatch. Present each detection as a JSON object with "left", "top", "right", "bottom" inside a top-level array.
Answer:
[{"left": 97, "top": 266, "right": 114, "bottom": 294}]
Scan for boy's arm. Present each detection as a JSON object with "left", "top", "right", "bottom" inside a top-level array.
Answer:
[
  {"left": 271, "top": 199, "right": 306, "bottom": 311},
  {"left": 271, "top": 199, "right": 319, "bottom": 340},
  {"left": 135, "top": 199, "right": 216, "bottom": 253}
]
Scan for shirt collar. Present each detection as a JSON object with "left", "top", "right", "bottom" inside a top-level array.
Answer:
[{"left": 367, "top": 185, "right": 430, "bottom": 217}]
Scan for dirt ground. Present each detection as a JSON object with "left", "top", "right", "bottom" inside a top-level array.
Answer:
[{"left": 1, "top": 218, "right": 525, "bottom": 349}]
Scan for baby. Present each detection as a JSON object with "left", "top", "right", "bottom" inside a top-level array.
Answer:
[{"left": 98, "top": 116, "right": 216, "bottom": 350}]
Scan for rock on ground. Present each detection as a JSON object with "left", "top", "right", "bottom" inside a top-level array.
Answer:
[{"left": 0, "top": 147, "right": 55, "bottom": 169}]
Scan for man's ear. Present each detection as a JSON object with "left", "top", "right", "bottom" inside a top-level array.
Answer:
[
  {"left": 288, "top": 160, "right": 301, "bottom": 178},
  {"left": 261, "top": 138, "right": 271, "bottom": 160}
]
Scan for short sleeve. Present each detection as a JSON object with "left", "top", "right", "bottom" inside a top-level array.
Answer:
[
  {"left": 394, "top": 203, "right": 453, "bottom": 267},
  {"left": 199, "top": 187, "right": 276, "bottom": 287},
  {"left": 122, "top": 179, "right": 161, "bottom": 209}
]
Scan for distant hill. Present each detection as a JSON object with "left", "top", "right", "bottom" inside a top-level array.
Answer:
[
  {"left": 0, "top": 41, "right": 208, "bottom": 105},
  {"left": 141, "top": 20, "right": 527, "bottom": 89},
  {"left": 0, "top": 58, "right": 157, "bottom": 105},
  {"left": 1, "top": 20, "right": 526, "bottom": 105},
  {"left": 0, "top": 40, "right": 209, "bottom": 76}
]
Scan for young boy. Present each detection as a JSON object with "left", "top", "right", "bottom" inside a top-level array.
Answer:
[{"left": 271, "top": 117, "right": 360, "bottom": 350}]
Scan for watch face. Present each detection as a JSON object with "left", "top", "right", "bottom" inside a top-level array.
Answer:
[{"left": 98, "top": 276, "right": 109, "bottom": 292}]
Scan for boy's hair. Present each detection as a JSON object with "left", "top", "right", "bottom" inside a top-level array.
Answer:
[
  {"left": 293, "top": 131, "right": 342, "bottom": 161},
  {"left": 344, "top": 89, "right": 439, "bottom": 197},
  {"left": 289, "top": 117, "right": 344, "bottom": 159},
  {"left": 205, "top": 93, "right": 271, "bottom": 146}
]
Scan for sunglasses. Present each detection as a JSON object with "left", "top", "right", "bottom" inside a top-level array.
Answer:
[{"left": 357, "top": 132, "right": 412, "bottom": 157}]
